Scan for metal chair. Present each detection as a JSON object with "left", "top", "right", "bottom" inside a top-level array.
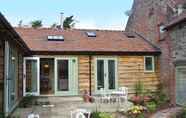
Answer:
[
  {"left": 118, "top": 87, "right": 128, "bottom": 103},
  {"left": 100, "top": 88, "right": 111, "bottom": 103},
  {"left": 71, "top": 109, "right": 91, "bottom": 118}
]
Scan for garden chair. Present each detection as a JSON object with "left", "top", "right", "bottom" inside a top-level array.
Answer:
[
  {"left": 27, "top": 113, "right": 40, "bottom": 118},
  {"left": 71, "top": 109, "right": 91, "bottom": 118},
  {"left": 118, "top": 87, "right": 128, "bottom": 104},
  {"left": 100, "top": 88, "right": 111, "bottom": 104}
]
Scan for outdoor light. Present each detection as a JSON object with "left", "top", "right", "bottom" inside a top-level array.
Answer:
[
  {"left": 11, "top": 56, "right": 15, "bottom": 61},
  {"left": 44, "top": 64, "right": 49, "bottom": 68}
]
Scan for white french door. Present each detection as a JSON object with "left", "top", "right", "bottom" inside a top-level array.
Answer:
[
  {"left": 95, "top": 58, "right": 118, "bottom": 94},
  {"left": 54, "top": 57, "right": 78, "bottom": 96},
  {"left": 23, "top": 57, "right": 40, "bottom": 96}
]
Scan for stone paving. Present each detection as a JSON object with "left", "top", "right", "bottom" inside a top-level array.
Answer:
[
  {"left": 11, "top": 97, "right": 133, "bottom": 118},
  {"left": 150, "top": 107, "right": 182, "bottom": 118}
]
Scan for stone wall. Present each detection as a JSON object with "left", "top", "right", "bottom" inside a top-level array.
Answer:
[{"left": 169, "top": 22, "right": 186, "bottom": 60}]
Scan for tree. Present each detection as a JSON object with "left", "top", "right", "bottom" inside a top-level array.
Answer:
[
  {"left": 63, "top": 15, "right": 75, "bottom": 29},
  {"left": 31, "top": 20, "right": 42, "bottom": 28}
]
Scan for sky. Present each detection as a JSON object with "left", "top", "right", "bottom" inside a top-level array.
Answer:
[{"left": 0, "top": 0, "right": 133, "bottom": 30}]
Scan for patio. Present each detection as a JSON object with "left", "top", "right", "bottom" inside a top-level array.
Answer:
[{"left": 11, "top": 96, "right": 133, "bottom": 118}]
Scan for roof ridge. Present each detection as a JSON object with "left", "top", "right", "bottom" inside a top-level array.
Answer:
[{"left": 14, "top": 27, "right": 125, "bottom": 32}]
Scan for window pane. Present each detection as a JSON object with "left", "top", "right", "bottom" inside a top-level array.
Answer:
[
  {"left": 108, "top": 60, "right": 115, "bottom": 89},
  {"left": 57, "top": 60, "right": 69, "bottom": 91},
  {"left": 26, "top": 60, "right": 38, "bottom": 92},
  {"left": 145, "top": 57, "right": 153, "bottom": 71},
  {"left": 97, "top": 60, "right": 104, "bottom": 90}
]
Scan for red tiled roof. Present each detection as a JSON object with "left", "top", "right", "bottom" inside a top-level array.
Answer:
[
  {"left": 164, "top": 11, "right": 186, "bottom": 29},
  {"left": 15, "top": 28, "right": 160, "bottom": 54}
]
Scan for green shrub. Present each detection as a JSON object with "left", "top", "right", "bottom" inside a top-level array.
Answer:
[
  {"left": 174, "top": 107, "right": 186, "bottom": 118},
  {"left": 19, "top": 95, "right": 35, "bottom": 108},
  {"left": 154, "top": 83, "right": 169, "bottom": 106},
  {"left": 146, "top": 101, "right": 157, "bottom": 112},
  {"left": 135, "top": 81, "right": 144, "bottom": 96},
  {"left": 91, "top": 112, "right": 112, "bottom": 118},
  {"left": 0, "top": 112, "right": 4, "bottom": 118}
]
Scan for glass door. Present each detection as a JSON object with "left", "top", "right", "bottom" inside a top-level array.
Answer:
[
  {"left": 6, "top": 42, "right": 18, "bottom": 112},
  {"left": 95, "top": 58, "right": 117, "bottom": 93},
  {"left": 23, "top": 57, "right": 40, "bottom": 96},
  {"left": 55, "top": 57, "right": 78, "bottom": 96}
]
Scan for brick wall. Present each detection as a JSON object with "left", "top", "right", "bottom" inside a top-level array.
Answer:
[{"left": 125, "top": 0, "right": 182, "bottom": 104}]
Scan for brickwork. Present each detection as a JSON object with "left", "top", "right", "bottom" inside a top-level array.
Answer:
[{"left": 125, "top": 0, "right": 185, "bottom": 104}]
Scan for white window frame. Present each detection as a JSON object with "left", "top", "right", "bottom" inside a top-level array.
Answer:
[
  {"left": 54, "top": 57, "right": 78, "bottom": 96},
  {"left": 23, "top": 57, "right": 40, "bottom": 96},
  {"left": 94, "top": 57, "right": 118, "bottom": 94},
  {"left": 144, "top": 56, "right": 155, "bottom": 72}
]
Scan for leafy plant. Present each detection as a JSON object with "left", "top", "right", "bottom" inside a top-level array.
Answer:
[
  {"left": 91, "top": 112, "right": 112, "bottom": 118},
  {"left": 0, "top": 112, "right": 4, "bottom": 118},
  {"left": 19, "top": 95, "right": 35, "bottom": 108},
  {"left": 146, "top": 101, "right": 157, "bottom": 112},
  {"left": 154, "top": 83, "right": 169, "bottom": 106},
  {"left": 127, "top": 105, "right": 145, "bottom": 118},
  {"left": 173, "top": 107, "right": 186, "bottom": 118},
  {"left": 135, "top": 81, "right": 144, "bottom": 96},
  {"left": 30, "top": 20, "right": 42, "bottom": 28}
]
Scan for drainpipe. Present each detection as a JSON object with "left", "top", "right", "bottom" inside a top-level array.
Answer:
[{"left": 89, "top": 55, "right": 92, "bottom": 96}]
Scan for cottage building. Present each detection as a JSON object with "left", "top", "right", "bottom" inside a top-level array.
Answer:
[{"left": 0, "top": 11, "right": 163, "bottom": 116}]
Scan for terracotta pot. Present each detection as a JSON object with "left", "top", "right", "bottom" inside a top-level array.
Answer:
[{"left": 83, "top": 95, "right": 90, "bottom": 102}]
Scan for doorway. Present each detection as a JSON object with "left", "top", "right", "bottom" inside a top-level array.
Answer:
[
  {"left": 40, "top": 58, "right": 54, "bottom": 95},
  {"left": 95, "top": 57, "right": 118, "bottom": 94}
]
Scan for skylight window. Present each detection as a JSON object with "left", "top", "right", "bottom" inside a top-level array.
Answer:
[
  {"left": 47, "top": 35, "right": 64, "bottom": 41},
  {"left": 86, "top": 32, "right": 96, "bottom": 37}
]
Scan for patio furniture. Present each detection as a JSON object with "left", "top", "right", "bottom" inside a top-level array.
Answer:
[
  {"left": 27, "top": 113, "right": 40, "bottom": 118},
  {"left": 100, "top": 88, "right": 111, "bottom": 103},
  {"left": 118, "top": 87, "right": 128, "bottom": 103},
  {"left": 71, "top": 109, "right": 91, "bottom": 118}
]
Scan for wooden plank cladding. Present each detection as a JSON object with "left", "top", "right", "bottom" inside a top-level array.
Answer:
[{"left": 78, "top": 55, "right": 160, "bottom": 95}]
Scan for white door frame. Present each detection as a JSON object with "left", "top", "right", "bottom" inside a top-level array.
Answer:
[
  {"left": 23, "top": 57, "right": 40, "bottom": 96},
  {"left": 54, "top": 57, "right": 78, "bottom": 96},
  {"left": 4, "top": 41, "right": 9, "bottom": 114},
  {"left": 94, "top": 57, "right": 118, "bottom": 94}
]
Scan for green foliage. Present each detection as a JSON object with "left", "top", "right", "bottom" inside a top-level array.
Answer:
[
  {"left": 19, "top": 95, "right": 35, "bottom": 108},
  {"left": 174, "top": 107, "right": 186, "bottom": 118},
  {"left": 135, "top": 81, "right": 144, "bottom": 96},
  {"left": 146, "top": 101, "right": 157, "bottom": 112},
  {"left": 63, "top": 15, "right": 75, "bottom": 30},
  {"left": 91, "top": 112, "right": 112, "bottom": 118},
  {"left": 31, "top": 20, "right": 42, "bottom": 28},
  {"left": 154, "top": 83, "right": 169, "bottom": 106},
  {"left": 0, "top": 112, "right": 4, "bottom": 118}
]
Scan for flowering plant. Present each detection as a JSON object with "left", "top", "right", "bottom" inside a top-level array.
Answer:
[{"left": 127, "top": 105, "right": 145, "bottom": 118}]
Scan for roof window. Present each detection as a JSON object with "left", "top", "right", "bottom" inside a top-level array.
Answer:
[
  {"left": 86, "top": 32, "right": 96, "bottom": 37},
  {"left": 47, "top": 35, "right": 64, "bottom": 41}
]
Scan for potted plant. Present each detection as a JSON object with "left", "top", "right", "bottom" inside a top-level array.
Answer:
[{"left": 83, "top": 89, "right": 90, "bottom": 102}]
